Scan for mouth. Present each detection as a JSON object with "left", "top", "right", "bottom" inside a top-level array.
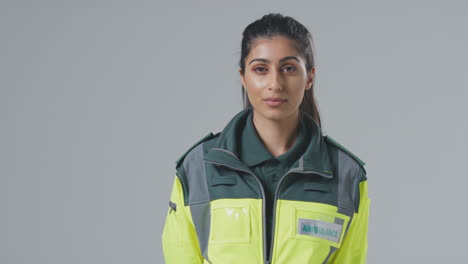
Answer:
[{"left": 264, "top": 97, "right": 287, "bottom": 107}]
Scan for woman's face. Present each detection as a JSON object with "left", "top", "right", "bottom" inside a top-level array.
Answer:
[{"left": 239, "top": 35, "right": 315, "bottom": 122}]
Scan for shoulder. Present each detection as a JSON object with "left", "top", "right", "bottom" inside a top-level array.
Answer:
[
  {"left": 323, "top": 134, "right": 367, "bottom": 177},
  {"left": 175, "top": 131, "right": 220, "bottom": 169},
  {"left": 174, "top": 132, "right": 220, "bottom": 205}
]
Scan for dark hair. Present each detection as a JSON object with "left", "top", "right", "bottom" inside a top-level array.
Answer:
[{"left": 239, "top": 13, "right": 321, "bottom": 128}]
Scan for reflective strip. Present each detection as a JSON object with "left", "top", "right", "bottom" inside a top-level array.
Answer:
[
  {"left": 343, "top": 214, "right": 354, "bottom": 235},
  {"left": 334, "top": 217, "right": 344, "bottom": 225},
  {"left": 183, "top": 144, "right": 210, "bottom": 204},
  {"left": 322, "top": 246, "right": 337, "bottom": 264},
  {"left": 334, "top": 215, "right": 353, "bottom": 242},
  {"left": 336, "top": 149, "right": 361, "bottom": 240},
  {"left": 336, "top": 149, "right": 361, "bottom": 215},
  {"left": 183, "top": 143, "right": 211, "bottom": 261},
  {"left": 190, "top": 202, "right": 211, "bottom": 261}
]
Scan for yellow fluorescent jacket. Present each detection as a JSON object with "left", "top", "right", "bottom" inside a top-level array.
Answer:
[{"left": 162, "top": 109, "right": 371, "bottom": 264}]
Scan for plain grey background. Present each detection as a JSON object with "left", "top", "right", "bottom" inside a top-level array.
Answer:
[{"left": 2, "top": 1, "right": 467, "bottom": 263}]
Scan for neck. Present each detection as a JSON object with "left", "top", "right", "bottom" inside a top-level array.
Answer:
[{"left": 251, "top": 109, "right": 300, "bottom": 158}]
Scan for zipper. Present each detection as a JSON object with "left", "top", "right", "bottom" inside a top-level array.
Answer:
[
  {"left": 267, "top": 168, "right": 332, "bottom": 263},
  {"left": 205, "top": 150, "right": 269, "bottom": 264},
  {"left": 206, "top": 148, "right": 332, "bottom": 264}
]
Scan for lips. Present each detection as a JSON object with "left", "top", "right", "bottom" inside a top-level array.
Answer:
[
  {"left": 265, "top": 97, "right": 287, "bottom": 102},
  {"left": 264, "top": 97, "right": 287, "bottom": 106}
]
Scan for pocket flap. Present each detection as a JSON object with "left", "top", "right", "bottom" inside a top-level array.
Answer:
[
  {"left": 212, "top": 175, "right": 237, "bottom": 186},
  {"left": 304, "top": 182, "right": 330, "bottom": 192}
]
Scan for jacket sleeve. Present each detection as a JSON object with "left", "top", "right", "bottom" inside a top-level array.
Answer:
[
  {"left": 329, "top": 170, "right": 371, "bottom": 264},
  {"left": 162, "top": 175, "right": 203, "bottom": 264}
]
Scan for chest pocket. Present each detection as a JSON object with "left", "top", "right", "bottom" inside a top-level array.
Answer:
[
  {"left": 272, "top": 198, "right": 352, "bottom": 264},
  {"left": 290, "top": 182, "right": 350, "bottom": 248},
  {"left": 209, "top": 173, "right": 252, "bottom": 245},
  {"left": 210, "top": 204, "right": 251, "bottom": 243},
  {"left": 304, "top": 182, "right": 330, "bottom": 193}
]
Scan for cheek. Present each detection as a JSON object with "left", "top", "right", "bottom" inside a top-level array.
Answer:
[
  {"left": 245, "top": 88, "right": 262, "bottom": 103},
  {"left": 288, "top": 79, "right": 307, "bottom": 100},
  {"left": 287, "top": 90, "right": 307, "bottom": 107},
  {"left": 286, "top": 76, "right": 306, "bottom": 87},
  {"left": 245, "top": 79, "right": 264, "bottom": 100},
  {"left": 245, "top": 76, "right": 266, "bottom": 90}
]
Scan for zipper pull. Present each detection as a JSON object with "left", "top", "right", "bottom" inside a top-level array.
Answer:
[{"left": 169, "top": 201, "right": 177, "bottom": 214}]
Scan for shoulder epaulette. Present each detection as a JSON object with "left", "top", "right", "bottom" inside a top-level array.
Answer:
[
  {"left": 324, "top": 135, "right": 366, "bottom": 167},
  {"left": 175, "top": 132, "right": 217, "bottom": 168}
]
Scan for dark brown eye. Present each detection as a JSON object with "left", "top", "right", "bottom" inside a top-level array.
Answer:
[
  {"left": 254, "top": 66, "right": 267, "bottom": 73},
  {"left": 283, "top": 66, "right": 296, "bottom": 72}
]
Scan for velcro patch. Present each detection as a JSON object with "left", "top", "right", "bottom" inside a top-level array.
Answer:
[{"left": 297, "top": 218, "right": 343, "bottom": 243}]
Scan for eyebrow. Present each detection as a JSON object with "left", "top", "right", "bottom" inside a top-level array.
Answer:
[{"left": 248, "top": 56, "right": 300, "bottom": 65}]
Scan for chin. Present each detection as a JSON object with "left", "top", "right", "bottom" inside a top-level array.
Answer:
[{"left": 254, "top": 107, "right": 296, "bottom": 122}]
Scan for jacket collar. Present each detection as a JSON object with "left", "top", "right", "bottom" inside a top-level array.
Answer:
[{"left": 203, "top": 107, "right": 334, "bottom": 179}]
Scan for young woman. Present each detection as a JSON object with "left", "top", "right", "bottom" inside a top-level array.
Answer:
[{"left": 162, "top": 13, "right": 370, "bottom": 264}]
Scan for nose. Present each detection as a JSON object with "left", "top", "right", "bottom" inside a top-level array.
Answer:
[{"left": 268, "top": 69, "right": 283, "bottom": 92}]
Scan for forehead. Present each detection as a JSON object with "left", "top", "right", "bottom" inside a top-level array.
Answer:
[{"left": 248, "top": 36, "right": 301, "bottom": 60}]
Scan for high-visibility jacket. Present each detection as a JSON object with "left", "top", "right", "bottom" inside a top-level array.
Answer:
[{"left": 162, "top": 108, "right": 370, "bottom": 264}]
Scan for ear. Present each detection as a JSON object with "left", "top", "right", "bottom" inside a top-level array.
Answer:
[
  {"left": 239, "top": 67, "right": 246, "bottom": 88},
  {"left": 305, "top": 67, "right": 315, "bottom": 91}
]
